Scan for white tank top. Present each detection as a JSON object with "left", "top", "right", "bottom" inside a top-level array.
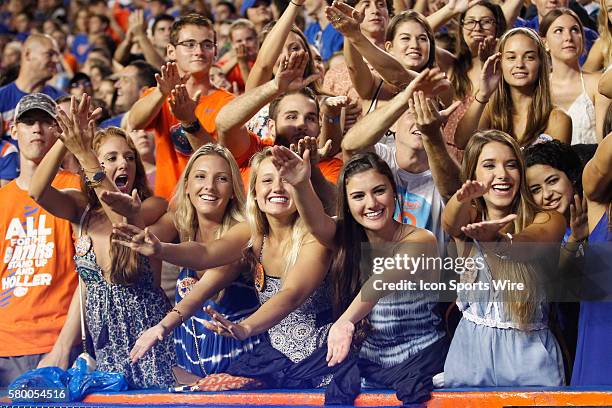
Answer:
[{"left": 566, "top": 72, "right": 597, "bottom": 145}]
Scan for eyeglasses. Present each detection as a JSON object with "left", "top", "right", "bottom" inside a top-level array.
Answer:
[
  {"left": 462, "top": 17, "right": 496, "bottom": 31},
  {"left": 175, "top": 39, "right": 216, "bottom": 51}
]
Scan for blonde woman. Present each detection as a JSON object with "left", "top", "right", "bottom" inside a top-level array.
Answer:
[
  {"left": 442, "top": 130, "right": 566, "bottom": 386},
  {"left": 455, "top": 28, "right": 572, "bottom": 149},
  {"left": 583, "top": 0, "right": 612, "bottom": 72},
  {"left": 125, "top": 144, "right": 261, "bottom": 377},
  {"left": 115, "top": 148, "right": 338, "bottom": 388}
]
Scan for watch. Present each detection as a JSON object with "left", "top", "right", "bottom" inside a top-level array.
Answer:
[
  {"left": 85, "top": 170, "right": 105, "bottom": 188},
  {"left": 181, "top": 119, "right": 202, "bottom": 134}
]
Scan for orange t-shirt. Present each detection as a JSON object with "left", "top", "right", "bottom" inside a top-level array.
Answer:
[
  {"left": 217, "top": 60, "right": 255, "bottom": 94},
  {"left": 237, "top": 132, "right": 342, "bottom": 188},
  {"left": 142, "top": 87, "right": 236, "bottom": 199},
  {"left": 0, "top": 171, "right": 80, "bottom": 357}
]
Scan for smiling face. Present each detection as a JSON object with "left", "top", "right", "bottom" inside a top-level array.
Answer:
[
  {"left": 26, "top": 36, "right": 60, "bottom": 82},
  {"left": 462, "top": 5, "right": 497, "bottom": 53},
  {"left": 97, "top": 136, "right": 137, "bottom": 194},
  {"left": 474, "top": 142, "right": 521, "bottom": 214},
  {"left": 501, "top": 33, "right": 541, "bottom": 90},
  {"left": 168, "top": 24, "right": 216, "bottom": 76},
  {"left": 545, "top": 14, "right": 583, "bottom": 62},
  {"left": 526, "top": 164, "right": 573, "bottom": 214},
  {"left": 346, "top": 169, "right": 396, "bottom": 232},
  {"left": 186, "top": 154, "right": 234, "bottom": 219},
  {"left": 254, "top": 158, "right": 297, "bottom": 217},
  {"left": 386, "top": 20, "right": 430, "bottom": 71},
  {"left": 115, "top": 65, "right": 143, "bottom": 112}
]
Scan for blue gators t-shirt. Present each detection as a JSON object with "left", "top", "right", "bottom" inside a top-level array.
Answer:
[
  {"left": 305, "top": 22, "right": 344, "bottom": 62},
  {"left": 0, "top": 139, "right": 18, "bottom": 181}
]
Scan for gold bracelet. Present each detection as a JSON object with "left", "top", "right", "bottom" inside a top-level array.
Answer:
[{"left": 171, "top": 307, "right": 184, "bottom": 323}]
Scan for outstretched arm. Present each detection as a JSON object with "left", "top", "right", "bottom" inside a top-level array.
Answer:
[
  {"left": 245, "top": 0, "right": 305, "bottom": 90},
  {"left": 342, "top": 68, "right": 449, "bottom": 158},
  {"left": 583, "top": 133, "right": 612, "bottom": 203},
  {"left": 204, "top": 239, "right": 332, "bottom": 340},
  {"left": 327, "top": 2, "right": 417, "bottom": 89},
  {"left": 271, "top": 145, "right": 337, "bottom": 248},
  {"left": 114, "top": 221, "right": 252, "bottom": 271}
]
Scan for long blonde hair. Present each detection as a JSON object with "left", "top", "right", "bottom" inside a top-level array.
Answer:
[
  {"left": 245, "top": 148, "right": 308, "bottom": 275},
  {"left": 461, "top": 130, "right": 546, "bottom": 326},
  {"left": 85, "top": 127, "right": 152, "bottom": 285},
  {"left": 487, "top": 28, "right": 553, "bottom": 147},
  {"left": 171, "top": 144, "right": 246, "bottom": 242},
  {"left": 599, "top": 0, "right": 612, "bottom": 67}
]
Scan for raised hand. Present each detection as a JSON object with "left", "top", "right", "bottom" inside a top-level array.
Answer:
[
  {"left": 156, "top": 62, "right": 190, "bottom": 97},
  {"left": 569, "top": 194, "right": 588, "bottom": 243},
  {"left": 271, "top": 145, "right": 311, "bottom": 186},
  {"left": 274, "top": 50, "right": 320, "bottom": 93},
  {"left": 290, "top": 136, "right": 332, "bottom": 165},
  {"left": 478, "top": 36, "right": 498, "bottom": 64},
  {"left": 326, "top": 319, "right": 354, "bottom": 367},
  {"left": 202, "top": 305, "right": 250, "bottom": 340},
  {"left": 128, "top": 8, "right": 146, "bottom": 39},
  {"left": 129, "top": 324, "right": 166, "bottom": 364},
  {"left": 169, "top": 84, "right": 202, "bottom": 125},
  {"left": 112, "top": 223, "right": 162, "bottom": 257},
  {"left": 447, "top": 0, "right": 480, "bottom": 14},
  {"left": 321, "top": 95, "right": 349, "bottom": 121},
  {"left": 410, "top": 91, "right": 461, "bottom": 137},
  {"left": 234, "top": 43, "right": 250, "bottom": 62},
  {"left": 403, "top": 68, "right": 451, "bottom": 100},
  {"left": 461, "top": 214, "right": 517, "bottom": 242},
  {"left": 477, "top": 52, "right": 501, "bottom": 101},
  {"left": 343, "top": 98, "right": 362, "bottom": 131},
  {"left": 55, "top": 105, "right": 96, "bottom": 159},
  {"left": 456, "top": 180, "right": 488, "bottom": 203},
  {"left": 325, "top": 1, "right": 364, "bottom": 40},
  {"left": 100, "top": 189, "right": 142, "bottom": 219}
]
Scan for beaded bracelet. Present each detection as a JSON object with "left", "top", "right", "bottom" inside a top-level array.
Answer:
[{"left": 171, "top": 307, "right": 184, "bottom": 323}]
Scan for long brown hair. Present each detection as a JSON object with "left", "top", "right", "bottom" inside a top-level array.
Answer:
[
  {"left": 461, "top": 130, "right": 545, "bottom": 326},
  {"left": 82, "top": 127, "right": 152, "bottom": 285},
  {"left": 452, "top": 1, "right": 506, "bottom": 99},
  {"left": 385, "top": 11, "right": 436, "bottom": 70},
  {"left": 487, "top": 28, "right": 553, "bottom": 147},
  {"left": 539, "top": 8, "right": 585, "bottom": 57}
]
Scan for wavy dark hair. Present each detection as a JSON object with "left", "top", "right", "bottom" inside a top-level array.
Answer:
[
  {"left": 452, "top": 1, "right": 506, "bottom": 99},
  {"left": 331, "top": 152, "right": 398, "bottom": 319}
]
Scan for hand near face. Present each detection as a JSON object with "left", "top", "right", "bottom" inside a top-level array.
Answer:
[{"left": 461, "top": 214, "right": 517, "bottom": 242}]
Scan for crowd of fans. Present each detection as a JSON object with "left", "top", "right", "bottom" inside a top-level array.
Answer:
[{"left": 1, "top": 0, "right": 612, "bottom": 405}]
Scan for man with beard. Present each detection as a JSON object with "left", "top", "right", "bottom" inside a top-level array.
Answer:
[{"left": 215, "top": 50, "right": 341, "bottom": 212}]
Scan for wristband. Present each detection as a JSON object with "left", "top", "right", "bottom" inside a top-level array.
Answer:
[
  {"left": 171, "top": 308, "right": 184, "bottom": 323},
  {"left": 324, "top": 114, "right": 341, "bottom": 125},
  {"left": 290, "top": 0, "right": 302, "bottom": 6},
  {"left": 181, "top": 119, "right": 202, "bottom": 134},
  {"left": 84, "top": 170, "right": 105, "bottom": 188},
  {"left": 474, "top": 93, "right": 489, "bottom": 104}
]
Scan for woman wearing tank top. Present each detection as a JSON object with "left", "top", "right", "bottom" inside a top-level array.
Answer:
[{"left": 540, "top": 8, "right": 609, "bottom": 145}]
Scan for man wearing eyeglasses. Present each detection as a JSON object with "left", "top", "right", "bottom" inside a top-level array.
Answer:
[{"left": 128, "top": 13, "right": 245, "bottom": 200}]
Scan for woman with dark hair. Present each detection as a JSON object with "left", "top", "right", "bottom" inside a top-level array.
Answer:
[
  {"left": 524, "top": 140, "right": 588, "bottom": 378},
  {"left": 442, "top": 130, "right": 566, "bottom": 387},
  {"left": 540, "top": 8, "right": 609, "bottom": 145},
  {"left": 443, "top": 1, "right": 506, "bottom": 162},
  {"left": 29, "top": 97, "right": 175, "bottom": 388},
  {"left": 271, "top": 95, "right": 449, "bottom": 404}
]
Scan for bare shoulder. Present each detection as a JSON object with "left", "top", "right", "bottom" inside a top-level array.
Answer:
[{"left": 402, "top": 225, "right": 436, "bottom": 245}]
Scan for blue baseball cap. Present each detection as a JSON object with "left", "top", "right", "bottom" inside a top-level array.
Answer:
[{"left": 240, "top": 0, "right": 271, "bottom": 17}]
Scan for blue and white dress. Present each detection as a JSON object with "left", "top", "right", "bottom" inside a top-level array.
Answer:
[
  {"left": 444, "top": 241, "right": 565, "bottom": 387},
  {"left": 174, "top": 267, "right": 261, "bottom": 377}
]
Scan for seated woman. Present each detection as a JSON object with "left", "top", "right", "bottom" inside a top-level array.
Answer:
[
  {"left": 442, "top": 130, "right": 566, "bottom": 387},
  {"left": 124, "top": 144, "right": 261, "bottom": 377},
  {"left": 30, "top": 96, "right": 175, "bottom": 389},
  {"left": 115, "top": 148, "right": 348, "bottom": 392},
  {"left": 455, "top": 28, "right": 572, "bottom": 149}
]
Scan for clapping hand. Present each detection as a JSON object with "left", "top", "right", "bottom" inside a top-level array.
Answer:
[
  {"left": 326, "top": 319, "right": 354, "bottom": 367},
  {"left": 157, "top": 62, "right": 190, "bottom": 97},
  {"left": 274, "top": 50, "right": 320, "bottom": 93},
  {"left": 202, "top": 305, "right": 250, "bottom": 340},
  {"left": 112, "top": 223, "right": 162, "bottom": 257},
  {"left": 100, "top": 189, "right": 142, "bottom": 219},
  {"left": 271, "top": 145, "right": 311, "bottom": 186}
]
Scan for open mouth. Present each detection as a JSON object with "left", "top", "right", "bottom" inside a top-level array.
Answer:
[
  {"left": 512, "top": 72, "right": 528, "bottom": 79},
  {"left": 491, "top": 183, "right": 512, "bottom": 194},
  {"left": 268, "top": 196, "right": 289, "bottom": 204},
  {"left": 199, "top": 194, "right": 219, "bottom": 202},
  {"left": 545, "top": 198, "right": 560, "bottom": 209},
  {"left": 364, "top": 208, "right": 384, "bottom": 220},
  {"left": 114, "top": 174, "right": 129, "bottom": 189}
]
